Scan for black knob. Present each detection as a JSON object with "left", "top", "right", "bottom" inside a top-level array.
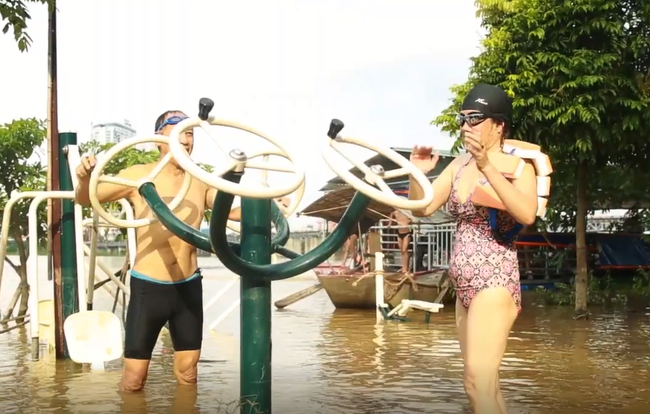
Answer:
[
  {"left": 198, "top": 98, "right": 214, "bottom": 120},
  {"left": 327, "top": 119, "right": 344, "bottom": 139}
]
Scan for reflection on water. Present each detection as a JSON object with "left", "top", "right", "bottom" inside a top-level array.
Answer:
[{"left": 1, "top": 256, "right": 649, "bottom": 413}]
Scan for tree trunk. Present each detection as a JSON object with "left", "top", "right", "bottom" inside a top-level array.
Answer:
[
  {"left": 12, "top": 226, "right": 30, "bottom": 322},
  {"left": 574, "top": 160, "right": 589, "bottom": 316},
  {"left": 16, "top": 266, "right": 29, "bottom": 323},
  {"left": 1, "top": 281, "right": 23, "bottom": 325}
]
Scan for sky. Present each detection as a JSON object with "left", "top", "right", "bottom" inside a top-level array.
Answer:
[{"left": 0, "top": 0, "right": 485, "bottom": 230}]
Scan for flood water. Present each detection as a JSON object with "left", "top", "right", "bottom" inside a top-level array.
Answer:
[{"left": 1, "top": 255, "right": 649, "bottom": 413}]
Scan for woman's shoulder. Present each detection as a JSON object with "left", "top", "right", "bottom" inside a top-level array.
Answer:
[
  {"left": 447, "top": 152, "right": 472, "bottom": 175},
  {"left": 452, "top": 152, "right": 472, "bottom": 165}
]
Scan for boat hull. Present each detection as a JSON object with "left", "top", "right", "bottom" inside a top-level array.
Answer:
[{"left": 315, "top": 266, "right": 446, "bottom": 309}]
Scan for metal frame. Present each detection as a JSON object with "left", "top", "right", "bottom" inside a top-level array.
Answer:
[
  {"left": 0, "top": 145, "right": 138, "bottom": 360},
  {"left": 371, "top": 219, "right": 456, "bottom": 272}
]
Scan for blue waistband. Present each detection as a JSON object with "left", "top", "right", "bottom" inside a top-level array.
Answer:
[{"left": 130, "top": 269, "right": 202, "bottom": 285}]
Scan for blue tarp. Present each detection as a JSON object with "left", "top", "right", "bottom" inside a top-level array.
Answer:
[
  {"left": 596, "top": 235, "right": 650, "bottom": 268},
  {"left": 517, "top": 232, "right": 650, "bottom": 268}
]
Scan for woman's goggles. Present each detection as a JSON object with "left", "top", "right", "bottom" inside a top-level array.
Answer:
[{"left": 456, "top": 113, "right": 487, "bottom": 127}]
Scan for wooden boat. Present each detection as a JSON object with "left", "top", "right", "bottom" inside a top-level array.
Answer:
[{"left": 314, "top": 264, "right": 447, "bottom": 309}]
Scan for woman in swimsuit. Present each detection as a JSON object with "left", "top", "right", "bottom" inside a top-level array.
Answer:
[{"left": 408, "top": 84, "right": 538, "bottom": 414}]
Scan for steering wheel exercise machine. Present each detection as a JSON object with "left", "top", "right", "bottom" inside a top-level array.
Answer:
[
  {"left": 88, "top": 97, "right": 434, "bottom": 413},
  {"left": 5, "top": 97, "right": 434, "bottom": 414}
]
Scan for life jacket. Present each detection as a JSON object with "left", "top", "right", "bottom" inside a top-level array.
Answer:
[{"left": 470, "top": 139, "right": 553, "bottom": 242}]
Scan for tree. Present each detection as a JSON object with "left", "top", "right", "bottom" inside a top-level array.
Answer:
[
  {"left": 433, "top": 0, "right": 650, "bottom": 316},
  {"left": 1, "top": 0, "right": 54, "bottom": 52},
  {"left": 0, "top": 118, "right": 47, "bottom": 323}
]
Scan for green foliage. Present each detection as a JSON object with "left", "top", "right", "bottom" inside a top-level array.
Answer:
[
  {"left": 0, "top": 118, "right": 47, "bottom": 254},
  {"left": 1, "top": 0, "right": 54, "bottom": 52},
  {"left": 78, "top": 139, "right": 159, "bottom": 176},
  {"left": 433, "top": 0, "right": 650, "bottom": 231},
  {"left": 534, "top": 269, "right": 650, "bottom": 307}
]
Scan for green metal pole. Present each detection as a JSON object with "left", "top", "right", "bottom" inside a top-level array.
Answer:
[
  {"left": 239, "top": 197, "right": 273, "bottom": 414},
  {"left": 57, "top": 132, "right": 79, "bottom": 358}
]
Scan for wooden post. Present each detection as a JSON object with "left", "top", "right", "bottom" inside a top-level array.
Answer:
[
  {"left": 47, "top": 1, "right": 65, "bottom": 359},
  {"left": 375, "top": 252, "right": 385, "bottom": 323}
]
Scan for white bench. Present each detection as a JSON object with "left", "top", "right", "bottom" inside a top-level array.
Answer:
[{"left": 387, "top": 299, "right": 444, "bottom": 323}]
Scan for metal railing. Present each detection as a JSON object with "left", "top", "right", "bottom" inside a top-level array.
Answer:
[
  {"left": 0, "top": 145, "right": 138, "bottom": 359},
  {"left": 370, "top": 218, "right": 599, "bottom": 280},
  {"left": 370, "top": 220, "right": 456, "bottom": 272}
]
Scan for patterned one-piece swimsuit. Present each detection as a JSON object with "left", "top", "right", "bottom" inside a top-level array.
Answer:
[{"left": 447, "top": 158, "right": 522, "bottom": 312}]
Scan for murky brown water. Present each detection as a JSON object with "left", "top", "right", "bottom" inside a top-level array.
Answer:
[{"left": 1, "top": 255, "right": 649, "bottom": 413}]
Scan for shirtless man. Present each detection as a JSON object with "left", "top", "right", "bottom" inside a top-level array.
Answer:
[
  {"left": 340, "top": 232, "right": 357, "bottom": 270},
  {"left": 388, "top": 210, "right": 412, "bottom": 273},
  {"left": 75, "top": 110, "right": 241, "bottom": 392},
  {"left": 340, "top": 230, "right": 362, "bottom": 272}
]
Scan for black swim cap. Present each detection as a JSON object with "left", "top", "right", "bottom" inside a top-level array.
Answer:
[{"left": 461, "top": 83, "right": 513, "bottom": 122}]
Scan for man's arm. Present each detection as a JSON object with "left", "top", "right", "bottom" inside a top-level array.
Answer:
[
  {"left": 387, "top": 211, "right": 396, "bottom": 227},
  {"left": 340, "top": 238, "right": 351, "bottom": 266},
  {"left": 206, "top": 188, "right": 241, "bottom": 222},
  {"left": 75, "top": 165, "right": 143, "bottom": 207}
]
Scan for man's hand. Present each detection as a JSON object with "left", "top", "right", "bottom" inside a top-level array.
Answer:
[
  {"left": 275, "top": 197, "right": 290, "bottom": 209},
  {"left": 76, "top": 155, "right": 97, "bottom": 180}
]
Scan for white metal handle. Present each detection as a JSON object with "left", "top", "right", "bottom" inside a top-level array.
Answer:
[
  {"left": 88, "top": 135, "right": 192, "bottom": 228},
  {"left": 168, "top": 116, "right": 305, "bottom": 199},
  {"left": 322, "top": 135, "right": 434, "bottom": 210},
  {"left": 223, "top": 149, "right": 306, "bottom": 233}
]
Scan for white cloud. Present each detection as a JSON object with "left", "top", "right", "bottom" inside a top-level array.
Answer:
[{"left": 1, "top": 0, "right": 482, "bottom": 229}]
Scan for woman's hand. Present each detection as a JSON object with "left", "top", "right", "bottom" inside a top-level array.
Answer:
[
  {"left": 463, "top": 129, "right": 491, "bottom": 171},
  {"left": 410, "top": 145, "right": 439, "bottom": 173}
]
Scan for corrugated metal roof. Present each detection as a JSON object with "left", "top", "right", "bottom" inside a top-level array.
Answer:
[{"left": 299, "top": 186, "right": 454, "bottom": 229}]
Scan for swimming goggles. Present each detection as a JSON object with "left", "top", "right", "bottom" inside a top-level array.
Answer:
[
  {"left": 156, "top": 115, "right": 189, "bottom": 132},
  {"left": 456, "top": 112, "right": 487, "bottom": 127}
]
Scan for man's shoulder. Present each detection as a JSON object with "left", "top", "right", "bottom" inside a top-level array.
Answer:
[
  {"left": 191, "top": 175, "right": 211, "bottom": 193},
  {"left": 120, "top": 162, "right": 156, "bottom": 177}
]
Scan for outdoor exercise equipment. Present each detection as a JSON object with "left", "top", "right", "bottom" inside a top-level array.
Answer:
[
  {"left": 131, "top": 97, "right": 435, "bottom": 414},
  {"left": 168, "top": 98, "right": 305, "bottom": 200},
  {"left": 322, "top": 118, "right": 434, "bottom": 211},
  {"left": 0, "top": 136, "right": 138, "bottom": 361},
  {"left": 88, "top": 136, "right": 193, "bottom": 228},
  {"left": 63, "top": 310, "right": 123, "bottom": 370},
  {"left": 222, "top": 148, "right": 306, "bottom": 234}
]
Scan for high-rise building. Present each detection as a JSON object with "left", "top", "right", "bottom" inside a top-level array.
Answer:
[{"left": 90, "top": 120, "right": 137, "bottom": 144}]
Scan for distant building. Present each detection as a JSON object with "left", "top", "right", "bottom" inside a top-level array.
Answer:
[
  {"left": 90, "top": 119, "right": 158, "bottom": 151},
  {"left": 91, "top": 120, "right": 137, "bottom": 144}
]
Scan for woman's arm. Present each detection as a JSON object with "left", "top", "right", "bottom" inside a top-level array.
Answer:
[
  {"left": 481, "top": 160, "right": 537, "bottom": 225},
  {"left": 409, "top": 158, "right": 461, "bottom": 217}
]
